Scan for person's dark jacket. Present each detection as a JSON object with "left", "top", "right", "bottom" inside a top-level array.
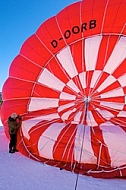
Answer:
[{"left": 8, "top": 116, "right": 22, "bottom": 134}]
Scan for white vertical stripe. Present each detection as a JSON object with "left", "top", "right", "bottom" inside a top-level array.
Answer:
[
  {"left": 118, "top": 74, "right": 126, "bottom": 87},
  {"left": 60, "top": 92, "right": 76, "bottom": 100},
  {"left": 79, "top": 72, "right": 86, "bottom": 88},
  {"left": 97, "top": 75, "right": 116, "bottom": 92},
  {"left": 118, "top": 111, "right": 126, "bottom": 117},
  {"left": 100, "top": 123, "right": 126, "bottom": 167},
  {"left": 90, "top": 70, "right": 102, "bottom": 88},
  {"left": 35, "top": 113, "right": 60, "bottom": 120},
  {"left": 57, "top": 46, "right": 78, "bottom": 78},
  {"left": 85, "top": 36, "right": 102, "bottom": 71},
  {"left": 22, "top": 121, "right": 36, "bottom": 140},
  {"left": 74, "top": 124, "right": 97, "bottom": 163},
  {"left": 100, "top": 101, "right": 124, "bottom": 110},
  {"left": 58, "top": 102, "right": 75, "bottom": 112},
  {"left": 22, "top": 117, "right": 48, "bottom": 140},
  {"left": 61, "top": 108, "right": 77, "bottom": 121},
  {"left": 38, "top": 123, "right": 66, "bottom": 159},
  {"left": 86, "top": 111, "right": 98, "bottom": 126},
  {"left": 22, "top": 116, "right": 60, "bottom": 139},
  {"left": 74, "top": 111, "right": 82, "bottom": 123},
  {"left": 38, "top": 68, "right": 65, "bottom": 91},
  {"left": 103, "top": 37, "right": 126, "bottom": 74},
  {"left": 29, "top": 97, "right": 59, "bottom": 111},
  {"left": 96, "top": 108, "right": 115, "bottom": 120},
  {"left": 100, "top": 88, "right": 124, "bottom": 99},
  {"left": 67, "top": 80, "right": 80, "bottom": 93}
]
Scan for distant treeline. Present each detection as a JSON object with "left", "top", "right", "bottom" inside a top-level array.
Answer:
[{"left": 0, "top": 92, "right": 2, "bottom": 105}]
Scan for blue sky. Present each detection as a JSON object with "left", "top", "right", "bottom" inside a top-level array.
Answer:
[{"left": 0, "top": 0, "right": 78, "bottom": 92}]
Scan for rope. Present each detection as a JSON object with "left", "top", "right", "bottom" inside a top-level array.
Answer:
[{"left": 74, "top": 100, "right": 89, "bottom": 190}]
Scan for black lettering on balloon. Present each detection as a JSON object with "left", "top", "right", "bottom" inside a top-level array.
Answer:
[
  {"left": 81, "top": 23, "right": 87, "bottom": 31},
  {"left": 51, "top": 40, "right": 58, "bottom": 48},
  {"left": 72, "top": 26, "right": 80, "bottom": 34},
  {"left": 89, "top": 20, "right": 96, "bottom": 29},
  {"left": 51, "top": 19, "right": 97, "bottom": 48},
  {"left": 64, "top": 30, "right": 71, "bottom": 39},
  {"left": 59, "top": 37, "right": 63, "bottom": 41}
]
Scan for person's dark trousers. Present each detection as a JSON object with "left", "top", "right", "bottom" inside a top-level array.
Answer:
[{"left": 9, "top": 134, "right": 17, "bottom": 153}]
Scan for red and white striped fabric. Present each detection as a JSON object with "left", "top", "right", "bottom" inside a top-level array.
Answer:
[{"left": 1, "top": 0, "right": 126, "bottom": 178}]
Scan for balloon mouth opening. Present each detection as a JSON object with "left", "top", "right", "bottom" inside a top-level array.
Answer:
[{"left": 83, "top": 96, "right": 91, "bottom": 104}]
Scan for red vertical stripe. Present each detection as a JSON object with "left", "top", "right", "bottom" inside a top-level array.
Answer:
[
  {"left": 53, "top": 124, "right": 77, "bottom": 162},
  {"left": 91, "top": 127, "right": 111, "bottom": 167}
]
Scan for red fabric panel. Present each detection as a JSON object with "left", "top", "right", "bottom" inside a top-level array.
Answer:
[
  {"left": 70, "top": 41, "right": 86, "bottom": 73},
  {"left": 46, "top": 58, "right": 69, "bottom": 84},
  {"left": 20, "top": 34, "right": 52, "bottom": 67},
  {"left": 53, "top": 124, "right": 77, "bottom": 162},
  {"left": 22, "top": 122, "right": 51, "bottom": 158},
  {"left": 96, "top": 36, "right": 119, "bottom": 70},
  {"left": 56, "top": 2, "right": 81, "bottom": 45},
  {"left": 1, "top": 99, "right": 28, "bottom": 123},
  {"left": 102, "top": 0, "right": 126, "bottom": 34},
  {"left": 32, "top": 83, "right": 60, "bottom": 98},
  {"left": 36, "top": 16, "right": 66, "bottom": 54},
  {"left": 2, "top": 78, "right": 33, "bottom": 99},
  {"left": 92, "top": 72, "right": 109, "bottom": 92},
  {"left": 113, "top": 59, "right": 126, "bottom": 78},
  {"left": 91, "top": 127, "right": 111, "bottom": 167},
  {"left": 9, "top": 55, "right": 41, "bottom": 81}
]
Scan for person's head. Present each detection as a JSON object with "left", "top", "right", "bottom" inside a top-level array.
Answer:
[{"left": 11, "top": 113, "right": 18, "bottom": 119}]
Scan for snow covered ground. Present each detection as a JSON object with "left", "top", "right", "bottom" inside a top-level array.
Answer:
[{"left": 0, "top": 125, "right": 126, "bottom": 190}]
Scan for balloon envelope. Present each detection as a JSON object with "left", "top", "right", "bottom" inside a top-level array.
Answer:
[{"left": 1, "top": 0, "right": 126, "bottom": 178}]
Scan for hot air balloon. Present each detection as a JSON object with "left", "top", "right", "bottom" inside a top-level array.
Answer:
[{"left": 1, "top": 0, "right": 126, "bottom": 178}]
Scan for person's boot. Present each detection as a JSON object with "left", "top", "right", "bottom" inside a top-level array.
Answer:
[
  {"left": 9, "top": 149, "right": 15, "bottom": 153},
  {"left": 9, "top": 144, "right": 15, "bottom": 153},
  {"left": 13, "top": 146, "right": 18, "bottom": 152}
]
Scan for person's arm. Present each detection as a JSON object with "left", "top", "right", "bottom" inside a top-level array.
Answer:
[{"left": 16, "top": 116, "right": 22, "bottom": 129}]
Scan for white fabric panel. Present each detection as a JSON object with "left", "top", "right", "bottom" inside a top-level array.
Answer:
[
  {"left": 74, "top": 111, "right": 82, "bottom": 123},
  {"left": 57, "top": 46, "right": 78, "bottom": 78},
  {"left": 61, "top": 108, "right": 77, "bottom": 121},
  {"left": 97, "top": 75, "right": 116, "bottom": 92},
  {"left": 85, "top": 36, "right": 102, "bottom": 71},
  {"left": 96, "top": 108, "right": 115, "bottom": 120},
  {"left": 35, "top": 113, "right": 60, "bottom": 120},
  {"left": 60, "top": 92, "right": 76, "bottom": 100},
  {"left": 29, "top": 97, "right": 59, "bottom": 111},
  {"left": 22, "top": 121, "right": 36, "bottom": 140},
  {"left": 22, "top": 115, "right": 59, "bottom": 139},
  {"left": 90, "top": 70, "right": 102, "bottom": 88},
  {"left": 38, "top": 123, "right": 66, "bottom": 159},
  {"left": 74, "top": 124, "right": 97, "bottom": 163},
  {"left": 100, "top": 123, "right": 126, "bottom": 167},
  {"left": 101, "top": 88, "right": 124, "bottom": 98},
  {"left": 86, "top": 111, "right": 98, "bottom": 126},
  {"left": 117, "top": 111, "right": 126, "bottom": 117},
  {"left": 79, "top": 72, "right": 86, "bottom": 88},
  {"left": 118, "top": 74, "right": 126, "bottom": 87},
  {"left": 38, "top": 68, "right": 65, "bottom": 91},
  {"left": 67, "top": 80, "right": 80, "bottom": 93},
  {"left": 58, "top": 102, "right": 75, "bottom": 112},
  {"left": 100, "top": 101, "right": 124, "bottom": 110},
  {"left": 103, "top": 37, "right": 126, "bottom": 74}
]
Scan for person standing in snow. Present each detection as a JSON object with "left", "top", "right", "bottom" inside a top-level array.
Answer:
[{"left": 8, "top": 113, "right": 22, "bottom": 153}]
